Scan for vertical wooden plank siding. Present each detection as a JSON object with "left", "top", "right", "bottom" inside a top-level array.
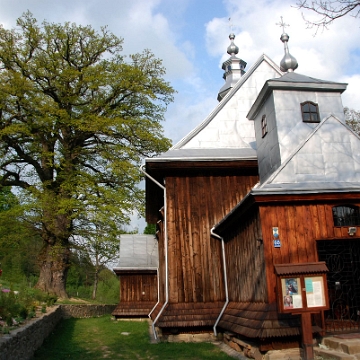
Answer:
[
  {"left": 260, "top": 203, "right": 344, "bottom": 304},
  {"left": 165, "top": 174, "right": 258, "bottom": 304},
  {"left": 225, "top": 211, "right": 267, "bottom": 302},
  {"left": 120, "top": 274, "right": 158, "bottom": 302}
]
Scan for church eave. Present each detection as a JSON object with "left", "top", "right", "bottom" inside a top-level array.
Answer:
[
  {"left": 247, "top": 80, "right": 347, "bottom": 120},
  {"left": 213, "top": 187, "right": 360, "bottom": 236}
]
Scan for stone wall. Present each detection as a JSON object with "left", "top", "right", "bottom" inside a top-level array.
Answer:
[
  {"left": 61, "top": 304, "right": 117, "bottom": 318},
  {"left": 0, "top": 304, "right": 117, "bottom": 360},
  {"left": 0, "top": 306, "right": 62, "bottom": 360}
]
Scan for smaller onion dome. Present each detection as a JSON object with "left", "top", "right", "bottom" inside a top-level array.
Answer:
[
  {"left": 277, "top": 17, "right": 298, "bottom": 72},
  {"left": 227, "top": 33, "right": 239, "bottom": 55},
  {"left": 280, "top": 32, "right": 298, "bottom": 72}
]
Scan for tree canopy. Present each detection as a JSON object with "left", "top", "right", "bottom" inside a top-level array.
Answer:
[
  {"left": 296, "top": 0, "right": 360, "bottom": 30},
  {"left": 0, "top": 12, "right": 174, "bottom": 297}
]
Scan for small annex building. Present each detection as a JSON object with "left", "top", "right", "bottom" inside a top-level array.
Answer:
[
  {"left": 112, "top": 234, "right": 159, "bottom": 318},
  {"left": 133, "top": 26, "right": 359, "bottom": 350}
]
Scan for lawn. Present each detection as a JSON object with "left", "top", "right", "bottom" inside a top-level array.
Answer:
[{"left": 33, "top": 316, "right": 235, "bottom": 359}]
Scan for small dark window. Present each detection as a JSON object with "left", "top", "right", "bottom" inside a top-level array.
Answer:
[
  {"left": 301, "top": 101, "right": 320, "bottom": 123},
  {"left": 261, "top": 115, "right": 267, "bottom": 138},
  {"left": 332, "top": 205, "right": 360, "bottom": 226}
]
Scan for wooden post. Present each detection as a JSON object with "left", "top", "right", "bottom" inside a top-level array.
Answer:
[{"left": 301, "top": 312, "right": 314, "bottom": 360}]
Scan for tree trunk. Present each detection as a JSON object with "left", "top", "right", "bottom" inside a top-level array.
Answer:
[
  {"left": 36, "top": 241, "right": 70, "bottom": 298},
  {"left": 92, "top": 269, "right": 99, "bottom": 300}
]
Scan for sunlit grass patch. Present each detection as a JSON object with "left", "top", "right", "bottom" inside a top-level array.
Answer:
[{"left": 33, "top": 316, "right": 234, "bottom": 360}]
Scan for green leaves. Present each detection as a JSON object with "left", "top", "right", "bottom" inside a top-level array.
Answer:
[{"left": 0, "top": 12, "right": 174, "bottom": 295}]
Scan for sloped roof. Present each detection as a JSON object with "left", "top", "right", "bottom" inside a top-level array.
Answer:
[
  {"left": 274, "top": 262, "right": 328, "bottom": 275},
  {"left": 167, "top": 54, "right": 282, "bottom": 154},
  {"left": 113, "top": 234, "right": 158, "bottom": 272},
  {"left": 253, "top": 115, "right": 360, "bottom": 194}
]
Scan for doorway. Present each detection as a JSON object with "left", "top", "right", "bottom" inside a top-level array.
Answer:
[{"left": 317, "top": 239, "right": 360, "bottom": 333}]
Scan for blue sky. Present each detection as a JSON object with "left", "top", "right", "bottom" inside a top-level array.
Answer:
[
  {"left": 1, "top": 0, "right": 359, "bottom": 231},
  {"left": 1, "top": 0, "right": 359, "bottom": 145}
]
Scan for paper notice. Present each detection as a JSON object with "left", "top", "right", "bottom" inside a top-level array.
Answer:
[{"left": 306, "top": 280, "right": 323, "bottom": 307}]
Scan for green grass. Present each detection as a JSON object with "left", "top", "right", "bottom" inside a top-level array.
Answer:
[{"left": 33, "top": 316, "right": 234, "bottom": 360}]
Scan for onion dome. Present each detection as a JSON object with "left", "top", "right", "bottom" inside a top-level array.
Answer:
[
  {"left": 218, "top": 33, "right": 246, "bottom": 101},
  {"left": 227, "top": 33, "right": 239, "bottom": 55},
  {"left": 278, "top": 17, "right": 298, "bottom": 72},
  {"left": 280, "top": 32, "right": 298, "bottom": 72}
]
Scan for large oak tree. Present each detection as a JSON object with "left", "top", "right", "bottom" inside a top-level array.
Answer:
[{"left": 0, "top": 12, "right": 174, "bottom": 298}]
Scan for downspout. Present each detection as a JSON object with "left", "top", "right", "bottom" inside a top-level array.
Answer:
[
  {"left": 139, "top": 164, "right": 168, "bottom": 340},
  {"left": 148, "top": 266, "right": 159, "bottom": 318},
  {"left": 211, "top": 227, "right": 229, "bottom": 337},
  {"left": 148, "top": 219, "right": 162, "bottom": 318}
]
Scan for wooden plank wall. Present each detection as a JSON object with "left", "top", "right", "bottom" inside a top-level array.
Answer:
[
  {"left": 165, "top": 174, "right": 258, "bottom": 304},
  {"left": 259, "top": 202, "right": 360, "bottom": 304},
  {"left": 120, "top": 274, "right": 158, "bottom": 302},
  {"left": 225, "top": 210, "right": 267, "bottom": 302}
]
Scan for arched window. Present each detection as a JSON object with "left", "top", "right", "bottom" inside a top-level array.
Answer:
[
  {"left": 332, "top": 205, "right": 360, "bottom": 226},
  {"left": 301, "top": 101, "right": 320, "bottom": 123}
]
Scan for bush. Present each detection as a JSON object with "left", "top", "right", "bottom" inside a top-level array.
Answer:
[{"left": 0, "top": 286, "right": 57, "bottom": 333}]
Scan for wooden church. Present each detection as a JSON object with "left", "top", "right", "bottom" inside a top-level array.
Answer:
[{"left": 127, "top": 24, "right": 360, "bottom": 350}]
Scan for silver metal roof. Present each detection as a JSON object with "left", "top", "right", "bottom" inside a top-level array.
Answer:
[
  {"left": 146, "top": 148, "right": 257, "bottom": 162},
  {"left": 162, "top": 54, "right": 282, "bottom": 156},
  {"left": 253, "top": 182, "right": 360, "bottom": 194},
  {"left": 258, "top": 115, "right": 360, "bottom": 190},
  {"left": 113, "top": 234, "right": 158, "bottom": 271}
]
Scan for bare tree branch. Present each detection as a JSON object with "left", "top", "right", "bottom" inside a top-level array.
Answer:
[{"left": 296, "top": 0, "right": 360, "bottom": 31}]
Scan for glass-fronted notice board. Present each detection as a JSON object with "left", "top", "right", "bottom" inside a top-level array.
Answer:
[{"left": 275, "top": 262, "right": 329, "bottom": 313}]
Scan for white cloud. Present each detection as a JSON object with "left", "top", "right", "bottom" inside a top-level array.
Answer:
[
  {"left": 0, "top": 0, "right": 359, "bottom": 139},
  {"left": 341, "top": 74, "right": 360, "bottom": 111}
]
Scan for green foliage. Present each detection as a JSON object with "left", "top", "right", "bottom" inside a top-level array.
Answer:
[
  {"left": 33, "top": 317, "right": 233, "bottom": 360},
  {"left": 94, "top": 269, "right": 119, "bottom": 304},
  {"left": 0, "top": 12, "right": 174, "bottom": 296},
  {"left": 0, "top": 187, "right": 42, "bottom": 284},
  {"left": 0, "top": 291, "right": 21, "bottom": 325},
  {"left": 143, "top": 223, "right": 156, "bottom": 234},
  {"left": 0, "top": 286, "right": 55, "bottom": 334},
  {"left": 66, "top": 266, "right": 119, "bottom": 303}
]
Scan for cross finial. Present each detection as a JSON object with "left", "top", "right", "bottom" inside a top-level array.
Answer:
[
  {"left": 228, "top": 17, "right": 234, "bottom": 32},
  {"left": 276, "top": 16, "right": 289, "bottom": 34}
]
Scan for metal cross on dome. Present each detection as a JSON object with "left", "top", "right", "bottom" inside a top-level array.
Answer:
[
  {"left": 276, "top": 16, "right": 289, "bottom": 34},
  {"left": 228, "top": 17, "right": 234, "bottom": 32}
]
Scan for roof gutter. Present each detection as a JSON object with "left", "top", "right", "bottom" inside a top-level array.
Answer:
[
  {"left": 139, "top": 164, "right": 168, "bottom": 341},
  {"left": 211, "top": 227, "right": 229, "bottom": 337}
]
